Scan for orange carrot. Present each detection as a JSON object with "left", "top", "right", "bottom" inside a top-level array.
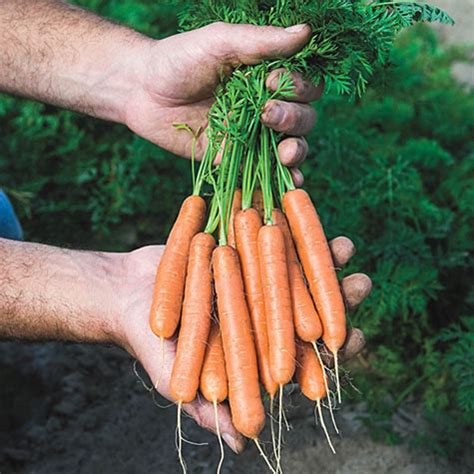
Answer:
[
  {"left": 227, "top": 189, "right": 242, "bottom": 249},
  {"left": 212, "top": 246, "right": 265, "bottom": 439},
  {"left": 235, "top": 208, "right": 278, "bottom": 398},
  {"left": 149, "top": 195, "right": 206, "bottom": 339},
  {"left": 296, "top": 340, "right": 336, "bottom": 453},
  {"left": 283, "top": 189, "right": 346, "bottom": 400},
  {"left": 200, "top": 322, "right": 228, "bottom": 404},
  {"left": 200, "top": 321, "right": 229, "bottom": 474},
  {"left": 252, "top": 189, "right": 265, "bottom": 221},
  {"left": 170, "top": 232, "right": 215, "bottom": 403},
  {"left": 272, "top": 209, "right": 322, "bottom": 343},
  {"left": 296, "top": 340, "right": 327, "bottom": 402},
  {"left": 258, "top": 222, "right": 295, "bottom": 473},
  {"left": 258, "top": 224, "right": 295, "bottom": 385}
]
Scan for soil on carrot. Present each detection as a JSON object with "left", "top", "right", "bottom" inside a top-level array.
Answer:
[{"left": 0, "top": 341, "right": 471, "bottom": 474}]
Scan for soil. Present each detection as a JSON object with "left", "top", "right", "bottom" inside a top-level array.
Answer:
[{"left": 1, "top": 341, "right": 472, "bottom": 474}]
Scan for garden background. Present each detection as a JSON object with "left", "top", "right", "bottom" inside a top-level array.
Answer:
[{"left": 0, "top": 1, "right": 472, "bottom": 472}]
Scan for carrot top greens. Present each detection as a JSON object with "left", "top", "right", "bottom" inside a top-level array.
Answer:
[
  {"left": 179, "top": 0, "right": 454, "bottom": 96},
  {"left": 184, "top": 0, "right": 453, "bottom": 241}
]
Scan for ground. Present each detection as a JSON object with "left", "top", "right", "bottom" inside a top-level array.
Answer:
[
  {"left": 1, "top": 1, "right": 473, "bottom": 473},
  {"left": 1, "top": 342, "right": 472, "bottom": 473}
]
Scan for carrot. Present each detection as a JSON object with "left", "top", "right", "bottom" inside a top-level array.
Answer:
[
  {"left": 272, "top": 209, "right": 338, "bottom": 429},
  {"left": 296, "top": 340, "right": 336, "bottom": 453},
  {"left": 200, "top": 322, "right": 228, "bottom": 404},
  {"left": 212, "top": 245, "right": 265, "bottom": 440},
  {"left": 272, "top": 209, "right": 322, "bottom": 343},
  {"left": 200, "top": 321, "right": 228, "bottom": 474},
  {"left": 283, "top": 189, "right": 346, "bottom": 402},
  {"left": 296, "top": 340, "right": 327, "bottom": 401},
  {"left": 258, "top": 224, "right": 295, "bottom": 385},
  {"left": 258, "top": 222, "right": 295, "bottom": 471},
  {"left": 149, "top": 195, "right": 206, "bottom": 339},
  {"left": 227, "top": 189, "right": 242, "bottom": 249},
  {"left": 252, "top": 189, "right": 265, "bottom": 220},
  {"left": 234, "top": 208, "right": 278, "bottom": 398},
  {"left": 170, "top": 232, "right": 215, "bottom": 404}
]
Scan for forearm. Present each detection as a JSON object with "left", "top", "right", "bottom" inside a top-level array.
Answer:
[
  {"left": 0, "top": 238, "right": 123, "bottom": 344},
  {"left": 0, "top": 0, "right": 151, "bottom": 122}
]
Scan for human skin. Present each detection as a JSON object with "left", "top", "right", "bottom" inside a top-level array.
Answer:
[
  {"left": 0, "top": 1, "right": 373, "bottom": 454},
  {"left": 0, "top": 0, "right": 323, "bottom": 185},
  {"left": 0, "top": 238, "right": 371, "bottom": 453}
]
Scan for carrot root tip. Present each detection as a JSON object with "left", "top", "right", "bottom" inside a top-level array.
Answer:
[
  {"left": 269, "top": 396, "right": 278, "bottom": 465},
  {"left": 254, "top": 438, "right": 277, "bottom": 474},
  {"left": 213, "top": 401, "right": 225, "bottom": 474},
  {"left": 176, "top": 402, "right": 187, "bottom": 474},
  {"left": 313, "top": 342, "right": 340, "bottom": 435},
  {"left": 132, "top": 360, "right": 153, "bottom": 392},
  {"left": 276, "top": 385, "right": 284, "bottom": 473},
  {"left": 316, "top": 399, "right": 336, "bottom": 455},
  {"left": 334, "top": 352, "right": 342, "bottom": 405}
]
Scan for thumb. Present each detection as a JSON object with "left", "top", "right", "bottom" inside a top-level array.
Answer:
[{"left": 205, "top": 22, "right": 311, "bottom": 66}]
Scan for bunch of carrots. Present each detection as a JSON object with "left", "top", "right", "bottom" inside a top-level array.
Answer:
[
  {"left": 144, "top": 1, "right": 453, "bottom": 472},
  {"left": 148, "top": 72, "right": 348, "bottom": 473}
]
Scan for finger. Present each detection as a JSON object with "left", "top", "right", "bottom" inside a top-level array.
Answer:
[
  {"left": 329, "top": 236, "right": 356, "bottom": 267},
  {"left": 261, "top": 99, "right": 316, "bottom": 135},
  {"left": 277, "top": 137, "right": 308, "bottom": 167},
  {"left": 205, "top": 22, "right": 311, "bottom": 66},
  {"left": 340, "top": 328, "right": 365, "bottom": 362},
  {"left": 341, "top": 273, "right": 372, "bottom": 309},
  {"left": 183, "top": 397, "right": 246, "bottom": 454},
  {"left": 267, "top": 68, "right": 324, "bottom": 103},
  {"left": 290, "top": 168, "right": 304, "bottom": 187}
]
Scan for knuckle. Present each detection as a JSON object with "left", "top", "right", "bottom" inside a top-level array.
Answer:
[
  {"left": 292, "top": 76, "right": 308, "bottom": 98},
  {"left": 207, "top": 21, "right": 227, "bottom": 35},
  {"left": 280, "top": 106, "right": 298, "bottom": 131},
  {"left": 297, "top": 137, "right": 309, "bottom": 158},
  {"left": 307, "top": 106, "right": 317, "bottom": 125},
  {"left": 206, "top": 22, "right": 235, "bottom": 61}
]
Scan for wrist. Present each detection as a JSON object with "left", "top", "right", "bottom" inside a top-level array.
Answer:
[
  {"left": 88, "top": 251, "right": 128, "bottom": 347},
  {"left": 82, "top": 33, "right": 155, "bottom": 125}
]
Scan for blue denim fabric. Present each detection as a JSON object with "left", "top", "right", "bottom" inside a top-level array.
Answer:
[{"left": 0, "top": 190, "right": 23, "bottom": 240}]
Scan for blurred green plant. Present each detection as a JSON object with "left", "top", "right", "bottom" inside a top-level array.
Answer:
[
  {"left": 0, "top": 1, "right": 472, "bottom": 458},
  {"left": 303, "top": 24, "right": 473, "bottom": 455}
]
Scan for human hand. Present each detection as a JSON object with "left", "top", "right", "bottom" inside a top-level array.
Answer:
[
  {"left": 113, "top": 236, "right": 371, "bottom": 454},
  {"left": 123, "top": 22, "right": 323, "bottom": 186}
]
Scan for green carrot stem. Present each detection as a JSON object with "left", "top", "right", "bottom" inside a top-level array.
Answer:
[
  {"left": 260, "top": 126, "right": 274, "bottom": 225},
  {"left": 270, "top": 130, "right": 295, "bottom": 202}
]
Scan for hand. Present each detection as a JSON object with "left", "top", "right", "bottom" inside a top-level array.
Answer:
[
  {"left": 113, "top": 237, "right": 371, "bottom": 454},
  {"left": 123, "top": 22, "right": 323, "bottom": 186}
]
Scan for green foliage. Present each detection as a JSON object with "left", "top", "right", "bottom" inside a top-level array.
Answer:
[
  {"left": 302, "top": 24, "right": 473, "bottom": 454},
  {"left": 389, "top": 2, "right": 455, "bottom": 27},
  {"left": 0, "top": 0, "right": 471, "bottom": 457},
  {"left": 180, "top": 0, "right": 453, "bottom": 96},
  {"left": 439, "top": 317, "right": 474, "bottom": 414}
]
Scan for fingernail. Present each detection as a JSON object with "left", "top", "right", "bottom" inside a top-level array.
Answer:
[
  {"left": 262, "top": 103, "right": 284, "bottom": 126},
  {"left": 285, "top": 24, "right": 307, "bottom": 33},
  {"left": 222, "top": 433, "right": 244, "bottom": 454}
]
